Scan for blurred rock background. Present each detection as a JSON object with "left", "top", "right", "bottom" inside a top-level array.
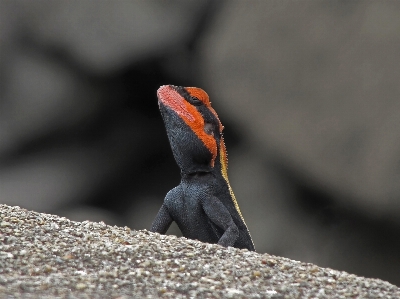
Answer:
[{"left": 1, "top": 0, "right": 399, "bottom": 285}]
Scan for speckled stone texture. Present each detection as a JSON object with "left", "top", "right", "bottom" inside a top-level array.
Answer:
[{"left": 0, "top": 205, "right": 398, "bottom": 299}]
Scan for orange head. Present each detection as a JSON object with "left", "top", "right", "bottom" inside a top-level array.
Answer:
[{"left": 157, "top": 85, "right": 225, "bottom": 174}]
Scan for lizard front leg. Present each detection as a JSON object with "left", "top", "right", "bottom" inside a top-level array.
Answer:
[
  {"left": 202, "top": 196, "right": 239, "bottom": 247},
  {"left": 150, "top": 203, "right": 173, "bottom": 234},
  {"left": 150, "top": 186, "right": 184, "bottom": 234}
]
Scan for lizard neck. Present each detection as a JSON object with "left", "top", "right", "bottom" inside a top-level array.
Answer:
[{"left": 180, "top": 138, "right": 226, "bottom": 181}]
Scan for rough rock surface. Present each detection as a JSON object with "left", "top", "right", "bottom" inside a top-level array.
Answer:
[{"left": 1, "top": 204, "right": 398, "bottom": 299}]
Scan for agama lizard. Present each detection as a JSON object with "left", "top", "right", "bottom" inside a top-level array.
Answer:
[{"left": 150, "top": 85, "right": 255, "bottom": 251}]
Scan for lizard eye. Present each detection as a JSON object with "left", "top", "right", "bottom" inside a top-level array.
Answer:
[{"left": 187, "top": 96, "right": 202, "bottom": 106}]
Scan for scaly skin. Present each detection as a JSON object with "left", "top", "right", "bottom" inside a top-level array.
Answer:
[{"left": 150, "top": 85, "right": 255, "bottom": 251}]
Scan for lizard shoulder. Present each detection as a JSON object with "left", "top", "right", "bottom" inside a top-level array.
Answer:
[{"left": 164, "top": 185, "right": 184, "bottom": 204}]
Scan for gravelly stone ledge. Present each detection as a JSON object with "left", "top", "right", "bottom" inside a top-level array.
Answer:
[{"left": 0, "top": 204, "right": 398, "bottom": 299}]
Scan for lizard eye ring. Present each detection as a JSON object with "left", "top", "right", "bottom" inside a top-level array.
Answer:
[{"left": 187, "top": 96, "right": 202, "bottom": 106}]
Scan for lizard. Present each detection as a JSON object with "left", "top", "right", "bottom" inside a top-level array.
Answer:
[{"left": 150, "top": 85, "right": 255, "bottom": 251}]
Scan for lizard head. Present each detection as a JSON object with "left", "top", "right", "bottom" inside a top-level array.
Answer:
[{"left": 157, "top": 85, "right": 225, "bottom": 174}]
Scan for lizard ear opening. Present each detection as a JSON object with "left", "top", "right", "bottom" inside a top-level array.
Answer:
[{"left": 204, "top": 122, "right": 214, "bottom": 136}]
